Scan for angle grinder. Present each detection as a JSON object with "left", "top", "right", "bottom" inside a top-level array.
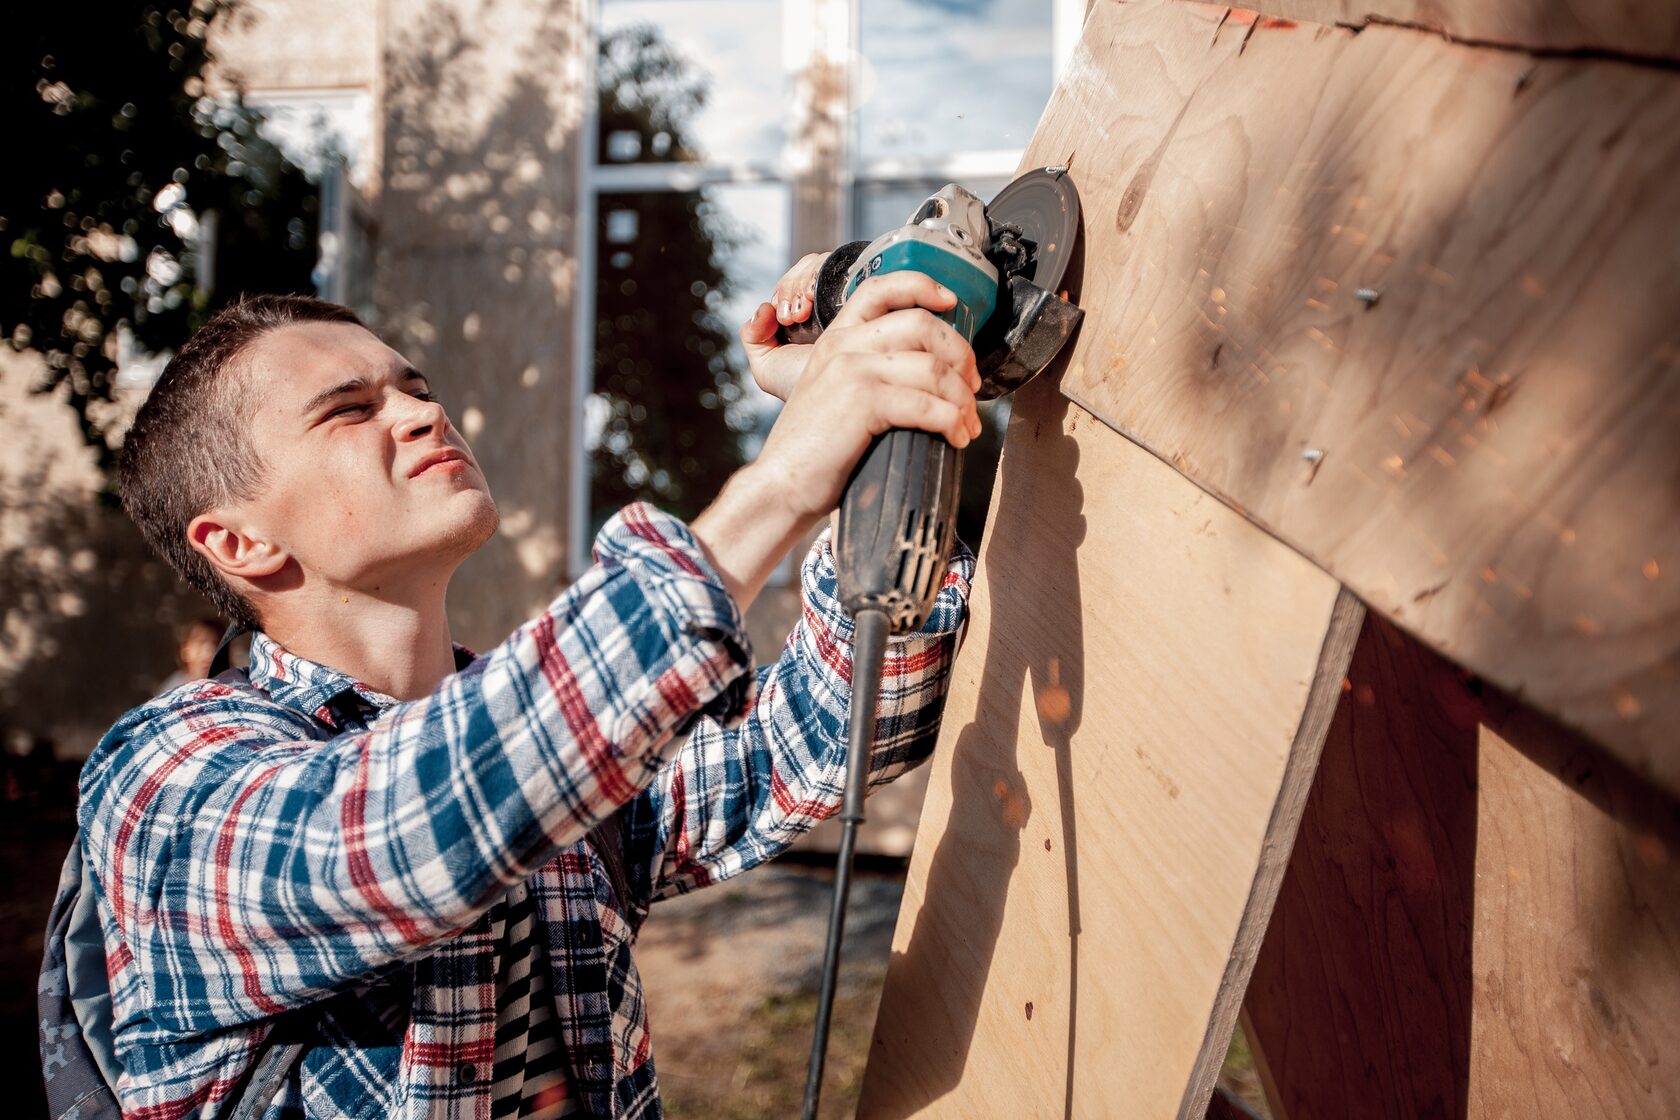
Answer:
[{"left": 788, "top": 168, "right": 1084, "bottom": 1119}]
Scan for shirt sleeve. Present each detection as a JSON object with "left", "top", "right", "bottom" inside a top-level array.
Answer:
[
  {"left": 77, "top": 503, "right": 754, "bottom": 1037},
  {"left": 620, "top": 529, "right": 974, "bottom": 907}
]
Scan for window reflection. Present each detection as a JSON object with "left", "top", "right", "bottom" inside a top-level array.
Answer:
[
  {"left": 589, "top": 184, "right": 788, "bottom": 533},
  {"left": 856, "top": 0, "right": 1053, "bottom": 165},
  {"left": 598, "top": 0, "right": 785, "bottom": 167}
]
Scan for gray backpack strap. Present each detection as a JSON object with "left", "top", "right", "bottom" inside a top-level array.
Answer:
[
  {"left": 226, "top": 1026, "right": 308, "bottom": 1120},
  {"left": 39, "top": 842, "right": 122, "bottom": 1120},
  {"left": 208, "top": 621, "right": 248, "bottom": 678},
  {"left": 587, "top": 812, "right": 640, "bottom": 934},
  {"left": 65, "top": 848, "right": 123, "bottom": 1091}
]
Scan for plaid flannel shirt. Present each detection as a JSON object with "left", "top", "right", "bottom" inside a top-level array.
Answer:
[{"left": 73, "top": 503, "right": 974, "bottom": 1120}]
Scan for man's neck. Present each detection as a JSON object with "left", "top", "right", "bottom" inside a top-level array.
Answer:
[{"left": 261, "top": 576, "right": 458, "bottom": 701}]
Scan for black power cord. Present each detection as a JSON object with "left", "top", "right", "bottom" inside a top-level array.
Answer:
[{"left": 801, "top": 607, "right": 890, "bottom": 1120}]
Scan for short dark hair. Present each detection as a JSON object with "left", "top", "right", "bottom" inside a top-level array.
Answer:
[{"left": 120, "top": 293, "right": 365, "bottom": 630}]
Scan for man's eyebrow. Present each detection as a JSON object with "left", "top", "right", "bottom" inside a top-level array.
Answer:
[
  {"left": 300, "top": 377, "right": 370, "bottom": 416},
  {"left": 299, "top": 367, "right": 429, "bottom": 417}
]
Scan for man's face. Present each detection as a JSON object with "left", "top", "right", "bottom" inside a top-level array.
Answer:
[{"left": 234, "top": 320, "right": 498, "bottom": 592}]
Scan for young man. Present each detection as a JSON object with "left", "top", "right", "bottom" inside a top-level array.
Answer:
[{"left": 76, "top": 270, "right": 981, "bottom": 1118}]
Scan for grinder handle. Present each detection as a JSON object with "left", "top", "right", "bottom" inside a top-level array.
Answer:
[{"left": 833, "top": 427, "right": 964, "bottom": 634}]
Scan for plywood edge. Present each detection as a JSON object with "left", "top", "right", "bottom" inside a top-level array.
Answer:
[
  {"left": 1175, "top": 587, "right": 1366, "bottom": 1119},
  {"left": 1170, "top": 0, "right": 1680, "bottom": 62}
]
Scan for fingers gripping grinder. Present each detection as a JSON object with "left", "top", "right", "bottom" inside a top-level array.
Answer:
[{"left": 792, "top": 169, "right": 1084, "bottom": 1118}]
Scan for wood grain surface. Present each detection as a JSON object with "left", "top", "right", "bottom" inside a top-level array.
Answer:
[
  {"left": 857, "top": 376, "right": 1356, "bottom": 1118},
  {"left": 1020, "top": 0, "right": 1680, "bottom": 792},
  {"left": 1210, "top": 0, "right": 1680, "bottom": 58},
  {"left": 1244, "top": 614, "right": 1680, "bottom": 1118}
]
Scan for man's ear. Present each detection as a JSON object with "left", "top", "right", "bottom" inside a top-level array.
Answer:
[{"left": 187, "top": 510, "right": 290, "bottom": 581}]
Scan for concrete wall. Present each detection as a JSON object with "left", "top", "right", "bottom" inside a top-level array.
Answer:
[
  {"left": 0, "top": 355, "right": 212, "bottom": 755},
  {"left": 208, "top": 0, "right": 381, "bottom": 92}
]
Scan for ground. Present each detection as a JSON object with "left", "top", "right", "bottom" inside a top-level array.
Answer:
[{"left": 636, "top": 859, "right": 1274, "bottom": 1119}]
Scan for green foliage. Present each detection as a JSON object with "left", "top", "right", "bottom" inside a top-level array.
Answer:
[{"left": 0, "top": 1, "right": 318, "bottom": 472}]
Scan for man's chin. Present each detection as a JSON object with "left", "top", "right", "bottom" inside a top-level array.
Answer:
[{"left": 437, "top": 492, "right": 500, "bottom": 559}]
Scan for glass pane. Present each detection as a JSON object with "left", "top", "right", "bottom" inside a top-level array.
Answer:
[
  {"left": 856, "top": 0, "right": 1054, "bottom": 166},
  {"left": 598, "top": 0, "right": 785, "bottom": 166},
  {"left": 589, "top": 184, "right": 789, "bottom": 533}
]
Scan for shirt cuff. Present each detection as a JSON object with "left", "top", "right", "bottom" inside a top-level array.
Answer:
[
  {"left": 593, "top": 502, "right": 756, "bottom": 727},
  {"left": 801, "top": 527, "right": 975, "bottom": 644}
]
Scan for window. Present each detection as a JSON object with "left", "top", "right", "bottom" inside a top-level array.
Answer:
[
  {"left": 241, "top": 89, "right": 376, "bottom": 314},
  {"left": 574, "top": 0, "right": 1081, "bottom": 572}
]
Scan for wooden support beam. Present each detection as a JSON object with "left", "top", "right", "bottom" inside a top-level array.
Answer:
[
  {"left": 858, "top": 376, "right": 1361, "bottom": 1118},
  {"left": 1244, "top": 613, "right": 1680, "bottom": 1118},
  {"left": 1019, "top": 0, "right": 1680, "bottom": 792}
]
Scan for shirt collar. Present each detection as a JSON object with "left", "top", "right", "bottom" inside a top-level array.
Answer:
[{"left": 246, "top": 631, "right": 475, "bottom": 729}]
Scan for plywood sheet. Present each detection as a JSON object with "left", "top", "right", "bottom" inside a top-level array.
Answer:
[
  {"left": 1245, "top": 615, "right": 1680, "bottom": 1118},
  {"left": 1020, "top": 0, "right": 1680, "bottom": 791},
  {"left": 1220, "top": 0, "right": 1680, "bottom": 58},
  {"left": 858, "top": 376, "right": 1359, "bottom": 1118}
]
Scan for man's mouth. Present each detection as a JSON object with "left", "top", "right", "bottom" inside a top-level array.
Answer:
[{"left": 409, "top": 449, "right": 470, "bottom": 478}]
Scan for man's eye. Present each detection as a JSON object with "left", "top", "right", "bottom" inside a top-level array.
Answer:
[
  {"left": 331, "top": 403, "right": 371, "bottom": 419},
  {"left": 412, "top": 390, "right": 436, "bottom": 403}
]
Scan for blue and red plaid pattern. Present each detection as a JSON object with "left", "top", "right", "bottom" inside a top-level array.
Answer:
[{"left": 72, "top": 503, "right": 973, "bottom": 1119}]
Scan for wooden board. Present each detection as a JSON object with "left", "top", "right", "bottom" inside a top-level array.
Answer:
[
  {"left": 1019, "top": 0, "right": 1680, "bottom": 793},
  {"left": 858, "top": 375, "right": 1362, "bottom": 1118},
  {"left": 1213, "top": 0, "right": 1680, "bottom": 59},
  {"left": 1244, "top": 614, "right": 1680, "bottom": 1118}
]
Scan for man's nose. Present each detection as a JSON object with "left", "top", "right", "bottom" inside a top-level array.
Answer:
[{"left": 394, "top": 393, "right": 448, "bottom": 440}]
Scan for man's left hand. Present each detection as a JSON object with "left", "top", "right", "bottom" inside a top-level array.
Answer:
[{"left": 741, "top": 251, "right": 827, "bottom": 401}]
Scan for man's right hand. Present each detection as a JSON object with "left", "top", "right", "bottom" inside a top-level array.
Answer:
[
  {"left": 753, "top": 270, "right": 982, "bottom": 522},
  {"left": 690, "top": 271, "right": 981, "bottom": 610}
]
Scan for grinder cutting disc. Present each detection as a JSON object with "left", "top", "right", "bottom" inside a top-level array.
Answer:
[
  {"left": 970, "top": 167, "right": 1084, "bottom": 399},
  {"left": 987, "top": 167, "right": 1081, "bottom": 296}
]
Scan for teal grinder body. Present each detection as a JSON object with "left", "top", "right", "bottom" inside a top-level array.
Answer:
[{"left": 833, "top": 184, "right": 998, "bottom": 630}]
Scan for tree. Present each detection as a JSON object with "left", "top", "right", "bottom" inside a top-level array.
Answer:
[
  {"left": 1, "top": 1, "right": 318, "bottom": 474},
  {"left": 590, "top": 25, "right": 752, "bottom": 528}
]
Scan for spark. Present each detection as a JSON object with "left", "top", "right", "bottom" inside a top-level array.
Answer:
[
  {"left": 1428, "top": 446, "right": 1457, "bottom": 468},
  {"left": 1614, "top": 690, "right": 1642, "bottom": 719},
  {"left": 1644, "top": 559, "right": 1660, "bottom": 580}
]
